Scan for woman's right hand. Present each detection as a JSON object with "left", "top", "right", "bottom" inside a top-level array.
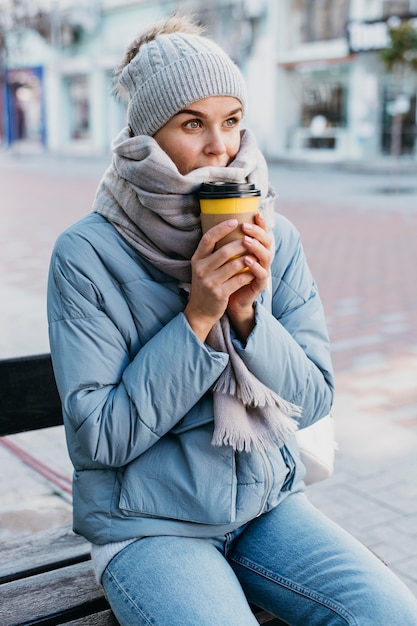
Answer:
[{"left": 184, "top": 219, "right": 255, "bottom": 342}]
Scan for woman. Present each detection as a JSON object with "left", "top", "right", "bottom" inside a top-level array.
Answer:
[{"left": 47, "top": 14, "right": 417, "bottom": 626}]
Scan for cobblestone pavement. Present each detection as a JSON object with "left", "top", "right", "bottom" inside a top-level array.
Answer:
[{"left": 1, "top": 150, "right": 417, "bottom": 596}]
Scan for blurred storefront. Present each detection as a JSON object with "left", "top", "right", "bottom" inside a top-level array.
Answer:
[
  {"left": 271, "top": 0, "right": 417, "bottom": 163},
  {"left": 1, "top": 0, "right": 416, "bottom": 165},
  {"left": 5, "top": 66, "right": 45, "bottom": 144}
]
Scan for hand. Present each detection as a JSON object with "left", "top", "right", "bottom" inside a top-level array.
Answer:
[
  {"left": 184, "top": 219, "right": 257, "bottom": 342},
  {"left": 227, "top": 213, "right": 272, "bottom": 341}
]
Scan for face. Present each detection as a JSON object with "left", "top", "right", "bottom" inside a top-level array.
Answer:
[{"left": 153, "top": 96, "right": 242, "bottom": 175}]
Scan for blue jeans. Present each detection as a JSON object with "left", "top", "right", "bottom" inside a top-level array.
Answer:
[{"left": 102, "top": 493, "right": 417, "bottom": 625}]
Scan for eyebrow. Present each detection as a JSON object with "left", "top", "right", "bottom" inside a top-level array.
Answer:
[{"left": 175, "top": 106, "right": 242, "bottom": 119}]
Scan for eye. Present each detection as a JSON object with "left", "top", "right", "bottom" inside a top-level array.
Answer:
[
  {"left": 184, "top": 119, "right": 201, "bottom": 130},
  {"left": 224, "top": 117, "right": 239, "bottom": 128}
]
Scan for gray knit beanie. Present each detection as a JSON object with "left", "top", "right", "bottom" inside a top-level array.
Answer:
[{"left": 118, "top": 31, "right": 247, "bottom": 137}]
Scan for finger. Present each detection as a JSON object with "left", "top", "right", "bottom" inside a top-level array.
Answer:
[
  {"left": 194, "top": 237, "right": 248, "bottom": 278},
  {"left": 243, "top": 255, "right": 269, "bottom": 280},
  {"left": 241, "top": 220, "right": 272, "bottom": 249},
  {"left": 226, "top": 268, "right": 256, "bottom": 292},
  {"left": 206, "top": 248, "right": 251, "bottom": 281},
  {"left": 198, "top": 219, "right": 239, "bottom": 255},
  {"left": 242, "top": 235, "right": 272, "bottom": 269},
  {"left": 255, "top": 212, "right": 267, "bottom": 230}
]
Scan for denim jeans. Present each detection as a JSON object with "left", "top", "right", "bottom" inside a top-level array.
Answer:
[{"left": 102, "top": 492, "right": 417, "bottom": 625}]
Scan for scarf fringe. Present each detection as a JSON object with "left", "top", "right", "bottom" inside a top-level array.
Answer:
[
  {"left": 212, "top": 366, "right": 302, "bottom": 417},
  {"left": 211, "top": 409, "right": 299, "bottom": 452},
  {"left": 209, "top": 314, "right": 302, "bottom": 452},
  {"left": 239, "top": 381, "right": 302, "bottom": 417}
]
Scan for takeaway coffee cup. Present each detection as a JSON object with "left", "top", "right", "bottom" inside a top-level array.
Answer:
[{"left": 198, "top": 181, "right": 261, "bottom": 251}]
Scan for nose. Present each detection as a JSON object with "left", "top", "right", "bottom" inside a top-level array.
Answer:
[{"left": 204, "top": 128, "right": 227, "bottom": 156}]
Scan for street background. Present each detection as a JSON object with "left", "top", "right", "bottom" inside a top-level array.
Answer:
[{"left": 0, "top": 149, "right": 417, "bottom": 597}]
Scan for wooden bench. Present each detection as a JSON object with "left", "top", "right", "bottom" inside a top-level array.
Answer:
[{"left": 0, "top": 354, "right": 286, "bottom": 625}]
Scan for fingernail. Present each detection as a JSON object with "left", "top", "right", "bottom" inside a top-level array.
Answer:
[
  {"left": 243, "top": 222, "right": 253, "bottom": 229},
  {"left": 227, "top": 219, "right": 238, "bottom": 227}
]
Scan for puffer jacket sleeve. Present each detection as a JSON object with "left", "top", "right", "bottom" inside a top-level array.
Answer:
[
  {"left": 47, "top": 218, "right": 228, "bottom": 468},
  {"left": 232, "top": 214, "right": 334, "bottom": 428}
]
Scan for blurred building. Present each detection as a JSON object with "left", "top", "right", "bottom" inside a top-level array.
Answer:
[
  {"left": 271, "top": 0, "right": 417, "bottom": 164},
  {"left": 1, "top": 0, "right": 416, "bottom": 165}
]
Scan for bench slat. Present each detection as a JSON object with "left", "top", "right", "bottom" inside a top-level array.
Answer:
[
  {"left": 0, "top": 560, "right": 107, "bottom": 626},
  {"left": 0, "top": 354, "right": 62, "bottom": 436},
  {"left": 60, "top": 610, "right": 119, "bottom": 625},
  {"left": 253, "top": 608, "right": 288, "bottom": 624},
  {"left": 0, "top": 525, "right": 90, "bottom": 584}
]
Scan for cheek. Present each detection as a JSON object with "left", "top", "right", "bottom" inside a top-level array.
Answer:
[
  {"left": 228, "top": 134, "right": 241, "bottom": 157},
  {"left": 174, "top": 143, "right": 197, "bottom": 174},
  {"left": 156, "top": 137, "right": 193, "bottom": 173},
  {"left": 173, "top": 152, "right": 198, "bottom": 176}
]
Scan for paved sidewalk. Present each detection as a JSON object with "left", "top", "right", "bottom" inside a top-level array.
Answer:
[
  {"left": 308, "top": 353, "right": 417, "bottom": 597},
  {"left": 1, "top": 151, "right": 416, "bottom": 597}
]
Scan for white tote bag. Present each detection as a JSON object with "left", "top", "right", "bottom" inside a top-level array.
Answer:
[{"left": 295, "top": 413, "right": 336, "bottom": 485}]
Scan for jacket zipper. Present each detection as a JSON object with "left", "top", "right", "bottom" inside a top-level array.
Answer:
[{"left": 256, "top": 447, "right": 273, "bottom": 517}]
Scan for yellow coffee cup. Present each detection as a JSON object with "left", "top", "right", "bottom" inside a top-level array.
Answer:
[{"left": 198, "top": 181, "right": 260, "bottom": 251}]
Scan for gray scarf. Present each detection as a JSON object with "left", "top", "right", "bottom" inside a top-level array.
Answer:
[{"left": 94, "top": 127, "right": 301, "bottom": 451}]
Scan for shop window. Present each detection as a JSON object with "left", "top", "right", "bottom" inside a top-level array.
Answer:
[
  {"left": 6, "top": 68, "right": 44, "bottom": 144},
  {"left": 301, "top": 81, "right": 346, "bottom": 127},
  {"left": 292, "top": 0, "right": 349, "bottom": 43},
  {"left": 296, "top": 79, "right": 347, "bottom": 150},
  {"left": 66, "top": 75, "right": 90, "bottom": 140}
]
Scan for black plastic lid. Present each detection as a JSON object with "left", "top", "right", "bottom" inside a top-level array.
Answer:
[{"left": 198, "top": 181, "right": 261, "bottom": 199}]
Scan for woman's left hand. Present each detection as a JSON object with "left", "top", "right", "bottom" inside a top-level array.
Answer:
[{"left": 227, "top": 213, "right": 272, "bottom": 341}]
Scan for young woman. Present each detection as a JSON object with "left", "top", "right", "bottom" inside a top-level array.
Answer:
[{"left": 47, "top": 15, "right": 417, "bottom": 626}]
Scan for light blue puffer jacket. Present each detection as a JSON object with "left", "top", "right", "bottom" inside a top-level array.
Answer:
[{"left": 47, "top": 211, "right": 334, "bottom": 544}]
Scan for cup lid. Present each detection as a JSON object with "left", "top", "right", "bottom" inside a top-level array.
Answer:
[{"left": 198, "top": 181, "right": 261, "bottom": 199}]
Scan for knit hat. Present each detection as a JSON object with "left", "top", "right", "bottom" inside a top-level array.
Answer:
[{"left": 118, "top": 31, "right": 247, "bottom": 137}]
